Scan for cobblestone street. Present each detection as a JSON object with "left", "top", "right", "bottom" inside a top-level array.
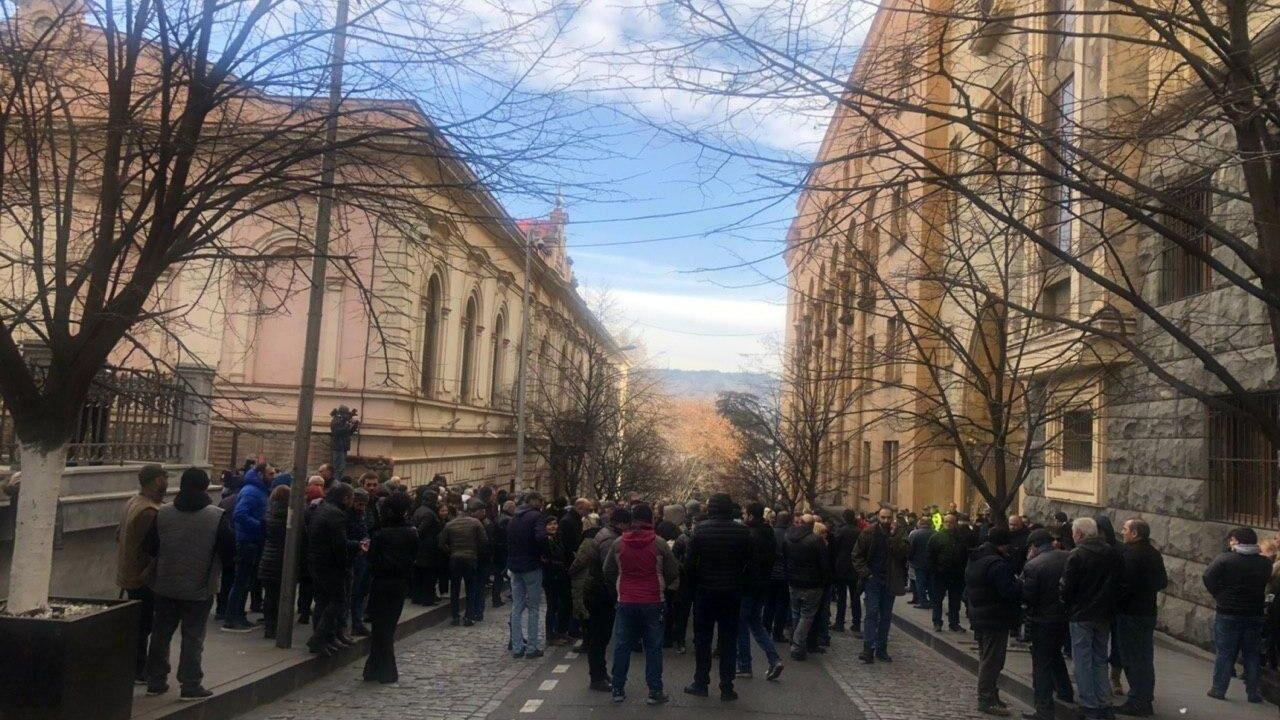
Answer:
[
  {"left": 238, "top": 603, "right": 1031, "bottom": 720},
  {"left": 242, "top": 605, "right": 552, "bottom": 720}
]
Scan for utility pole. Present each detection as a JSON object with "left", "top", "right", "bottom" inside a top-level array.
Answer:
[
  {"left": 514, "top": 236, "right": 534, "bottom": 491},
  {"left": 276, "top": 0, "right": 351, "bottom": 649}
]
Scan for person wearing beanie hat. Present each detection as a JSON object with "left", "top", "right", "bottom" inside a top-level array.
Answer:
[
  {"left": 965, "top": 527, "right": 1021, "bottom": 715},
  {"left": 683, "top": 491, "right": 753, "bottom": 701},
  {"left": 1023, "top": 526, "right": 1073, "bottom": 720},
  {"left": 144, "top": 468, "right": 232, "bottom": 700}
]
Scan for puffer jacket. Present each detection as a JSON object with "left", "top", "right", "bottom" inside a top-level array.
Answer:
[
  {"left": 928, "top": 529, "right": 969, "bottom": 579},
  {"left": 307, "top": 499, "right": 354, "bottom": 586},
  {"left": 783, "top": 524, "right": 830, "bottom": 589},
  {"left": 1022, "top": 548, "right": 1069, "bottom": 623},
  {"left": 257, "top": 498, "right": 289, "bottom": 583},
  {"left": 411, "top": 504, "right": 441, "bottom": 568},
  {"left": 964, "top": 542, "right": 1022, "bottom": 631},
  {"left": 506, "top": 505, "right": 549, "bottom": 573},
  {"left": 685, "top": 517, "right": 753, "bottom": 593},
  {"left": 744, "top": 520, "right": 777, "bottom": 595},
  {"left": 232, "top": 474, "right": 268, "bottom": 546},
  {"left": 1203, "top": 549, "right": 1271, "bottom": 617}
]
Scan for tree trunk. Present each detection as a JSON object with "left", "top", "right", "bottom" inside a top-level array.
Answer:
[{"left": 6, "top": 442, "right": 67, "bottom": 614}]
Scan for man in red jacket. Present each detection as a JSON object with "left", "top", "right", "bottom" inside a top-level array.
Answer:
[{"left": 603, "top": 503, "right": 679, "bottom": 706}]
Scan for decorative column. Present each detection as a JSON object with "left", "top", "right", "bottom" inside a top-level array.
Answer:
[{"left": 174, "top": 364, "right": 215, "bottom": 467}]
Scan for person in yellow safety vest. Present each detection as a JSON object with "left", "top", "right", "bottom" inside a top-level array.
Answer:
[{"left": 931, "top": 508, "right": 943, "bottom": 532}]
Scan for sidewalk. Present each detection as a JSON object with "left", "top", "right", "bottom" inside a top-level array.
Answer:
[
  {"left": 892, "top": 600, "right": 1273, "bottom": 720},
  {"left": 130, "top": 600, "right": 452, "bottom": 720}
]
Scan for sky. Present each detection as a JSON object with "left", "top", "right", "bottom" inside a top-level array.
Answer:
[
  {"left": 472, "top": 0, "right": 872, "bottom": 372},
  {"left": 344, "top": 0, "right": 873, "bottom": 371}
]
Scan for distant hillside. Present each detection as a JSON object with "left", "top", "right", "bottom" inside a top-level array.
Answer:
[{"left": 641, "top": 369, "right": 777, "bottom": 401}]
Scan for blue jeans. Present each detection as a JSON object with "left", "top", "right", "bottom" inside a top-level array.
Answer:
[
  {"left": 510, "top": 568, "right": 544, "bottom": 655},
  {"left": 737, "top": 592, "right": 781, "bottom": 672},
  {"left": 862, "top": 576, "right": 895, "bottom": 652},
  {"left": 611, "top": 602, "right": 665, "bottom": 696},
  {"left": 1070, "top": 620, "right": 1111, "bottom": 710},
  {"left": 1116, "top": 614, "right": 1156, "bottom": 705},
  {"left": 912, "top": 565, "right": 933, "bottom": 607},
  {"left": 226, "top": 541, "right": 261, "bottom": 624},
  {"left": 1211, "top": 614, "right": 1263, "bottom": 699}
]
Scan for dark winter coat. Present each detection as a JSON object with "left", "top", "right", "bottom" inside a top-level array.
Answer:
[
  {"left": 831, "top": 523, "right": 860, "bottom": 580},
  {"left": 1203, "top": 550, "right": 1272, "bottom": 617},
  {"left": 852, "top": 523, "right": 910, "bottom": 595},
  {"left": 411, "top": 505, "right": 441, "bottom": 568},
  {"left": 685, "top": 517, "right": 753, "bottom": 594},
  {"left": 964, "top": 542, "right": 1022, "bottom": 631},
  {"left": 440, "top": 516, "right": 488, "bottom": 562},
  {"left": 559, "top": 509, "right": 585, "bottom": 554},
  {"left": 927, "top": 529, "right": 969, "bottom": 579},
  {"left": 307, "top": 499, "right": 354, "bottom": 586},
  {"left": 369, "top": 523, "right": 418, "bottom": 581},
  {"left": 1059, "top": 535, "right": 1123, "bottom": 623},
  {"left": 744, "top": 520, "right": 777, "bottom": 595},
  {"left": 506, "top": 506, "right": 549, "bottom": 573},
  {"left": 783, "top": 524, "right": 830, "bottom": 589},
  {"left": 769, "top": 526, "right": 789, "bottom": 582},
  {"left": 907, "top": 527, "right": 934, "bottom": 569},
  {"left": 257, "top": 498, "right": 289, "bottom": 584},
  {"left": 1117, "top": 539, "right": 1168, "bottom": 617},
  {"left": 1022, "top": 548, "right": 1070, "bottom": 624}
]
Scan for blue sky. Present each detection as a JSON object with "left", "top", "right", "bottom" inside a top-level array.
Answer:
[{"left": 470, "top": 0, "right": 871, "bottom": 371}]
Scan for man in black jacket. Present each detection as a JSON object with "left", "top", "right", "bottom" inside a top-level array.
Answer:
[
  {"left": 783, "top": 514, "right": 829, "bottom": 661},
  {"left": 736, "top": 502, "right": 784, "bottom": 681},
  {"left": 830, "top": 510, "right": 861, "bottom": 632},
  {"left": 928, "top": 513, "right": 969, "bottom": 632},
  {"left": 965, "top": 528, "right": 1022, "bottom": 716},
  {"left": 307, "top": 483, "right": 361, "bottom": 656},
  {"left": 683, "top": 492, "right": 753, "bottom": 702},
  {"left": 854, "top": 507, "right": 909, "bottom": 663},
  {"left": 1022, "top": 529, "right": 1073, "bottom": 720},
  {"left": 1203, "top": 526, "right": 1271, "bottom": 703},
  {"left": 1114, "top": 518, "right": 1167, "bottom": 716},
  {"left": 1060, "top": 517, "right": 1123, "bottom": 719}
]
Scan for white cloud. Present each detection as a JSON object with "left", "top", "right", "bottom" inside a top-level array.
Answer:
[{"left": 592, "top": 287, "right": 784, "bottom": 371}]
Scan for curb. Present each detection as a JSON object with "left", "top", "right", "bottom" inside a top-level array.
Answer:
[
  {"left": 138, "top": 601, "right": 454, "bottom": 720},
  {"left": 891, "top": 613, "right": 1076, "bottom": 720}
]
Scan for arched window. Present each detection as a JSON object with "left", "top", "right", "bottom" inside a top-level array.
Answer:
[
  {"left": 459, "top": 295, "right": 478, "bottom": 402},
  {"left": 490, "top": 312, "right": 506, "bottom": 407},
  {"left": 420, "top": 274, "right": 442, "bottom": 396}
]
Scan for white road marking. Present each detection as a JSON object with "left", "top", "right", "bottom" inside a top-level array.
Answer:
[
  {"left": 520, "top": 699, "right": 543, "bottom": 713},
  {"left": 539, "top": 679, "right": 559, "bottom": 692},
  {"left": 564, "top": 652, "right": 579, "bottom": 660},
  {"left": 552, "top": 664, "right": 570, "bottom": 674}
]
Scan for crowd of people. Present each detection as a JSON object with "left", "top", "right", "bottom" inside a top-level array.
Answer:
[{"left": 114, "top": 464, "right": 1278, "bottom": 715}]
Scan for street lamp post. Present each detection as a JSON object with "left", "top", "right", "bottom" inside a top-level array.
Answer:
[{"left": 275, "top": 0, "right": 350, "bottom": 649}]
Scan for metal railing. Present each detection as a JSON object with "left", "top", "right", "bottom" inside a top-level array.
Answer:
[{"left": 0, "top": 366, "right": 183, "bottom": 466}]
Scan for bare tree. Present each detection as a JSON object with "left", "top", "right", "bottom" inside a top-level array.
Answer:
[{"left": 0, "top": 0, "right": 598, "bottom": 613}]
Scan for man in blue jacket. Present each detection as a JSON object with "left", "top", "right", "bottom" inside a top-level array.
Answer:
[
  {"left": 507, "top": 491, "right": 549, "bottom": 658},
  {"left": 223, "top": 463, "right": 269, "bottom": 631}
]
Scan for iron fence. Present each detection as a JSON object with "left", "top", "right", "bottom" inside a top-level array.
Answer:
[
  {"left": 0, "top": 366, "right": 183, "bottom": 466},
  {"left": 1207, "top": 393, "right": 1280, "bottom": 529}
]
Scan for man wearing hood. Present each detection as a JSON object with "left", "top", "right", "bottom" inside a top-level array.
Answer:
[
  {"left": 223, "top": 463, "right": 268, "bottom": 632},
  {"left": 683, "top": 492, "right": 753, "bottom": 702},
  {"left": 603, "top": 503, "right": 678, "bottom": 705},
  {"left": 1203, "top": 526, "right": 1270, "bottom": 703},
  {"left": 507, "top": 492, "right": 550, "bottom": 658},
  {"left": 144, "top": 468, "right": 232, "bottom": 700},
  {"left": 1060, "top": 517, "right": 1123, "bottom": 719}
]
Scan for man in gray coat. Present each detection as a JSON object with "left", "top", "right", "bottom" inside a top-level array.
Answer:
[{"left": 145, "top": 468, "right": 234, "bottom": 701}]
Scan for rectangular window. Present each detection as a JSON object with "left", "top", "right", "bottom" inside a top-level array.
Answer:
[
  {"left": 886, "top": 316, "right": 904, "bottom": 382},
  {"left": 1041, "top": 277, "right": 1071, "bottom": 326},
  {"left": 861, "top": 441, "right": 872, "bottom": 497},
  {"left": 1157, "top": 177, "right": 1214, "bottom": 304},
  {"left": 881, "top": 440, "right": 900, "bottom": 503},
  {"left": 1061, "top": 408, "right": 1093, "bottom": 471},
  {"left": 1045, "top": 76, "right": 1076, "bottom": 260},
  {"left": 1208, "top": 393, "right": 1280, "bottom": 528}
]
